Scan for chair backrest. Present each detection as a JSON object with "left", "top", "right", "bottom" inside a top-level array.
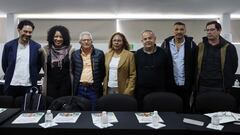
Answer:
[
  {"left": 195, "top": 92, "right": 237, "bottom": 113},
  {"left": 96, "top": 94, "right": 138, "bottom": 111},
  {"left": 48, "top": 96, "right": 91, "bottom": 111},
  {"left": 143, "top": 92, "right": 183, "bottom": 112},
  {"left": 0, "top": 96, "right": 14, "bottom": 108},
  {"left": 14, "top": 95, "right": 53, "bottom": 110}
]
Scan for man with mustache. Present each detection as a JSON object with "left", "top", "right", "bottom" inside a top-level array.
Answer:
[
  {"left": 135, "top": 30, "right": 169, "bottom": 110},
  {"left": 2, "top": 20, "right": 41, "bottom": 97},
  {"left": 161, "top": 22, "right": 197, "bottom": 112},
  {"left": 195, "top": 21, "right": 238, "bottom": 95}
]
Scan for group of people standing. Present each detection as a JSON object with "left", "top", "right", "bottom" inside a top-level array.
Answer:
[{"left": 1, "top": 19, "right": 238, "bottom": 112}]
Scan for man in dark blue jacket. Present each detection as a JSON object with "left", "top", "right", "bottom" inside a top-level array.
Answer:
[
  {"left": 2, "top": 20, "right": 41, "bottom": 97},
  {"left": 161, "top": 22, "right": 197, "bottom": 112},
  {"left": 72, "top": 31, "right": 105, "bottom": 110}
]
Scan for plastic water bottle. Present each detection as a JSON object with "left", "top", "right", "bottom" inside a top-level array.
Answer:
[
  {"left": 45, "top": 110, "right": 53, "bottom": 124},
  {"left": 234, "top": 79, "right": 239, "bottom": 87},
  {"left": 152, "top": 110, "right": 159, "bottom": 126},
  {"left": 211, "top": 114, "right": 220, "bottom": 125},
  {"left": 101, "top": 111, "right": 108, "bottom": 128}
]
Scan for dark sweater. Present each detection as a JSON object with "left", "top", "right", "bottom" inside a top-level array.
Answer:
[
  {"left": 135, "top": 46, "right": 169, "bottom": 90},
  {"left": 199, "top": 41, "right": 223, "bottom": 88}
]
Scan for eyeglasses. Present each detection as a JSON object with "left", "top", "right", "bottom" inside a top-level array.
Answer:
[
  {"left": 80, "top": 39, "right": 92, "bottom": 43},
  {"left": 204, "top": 28, "right": 217, "bottom": 32}
]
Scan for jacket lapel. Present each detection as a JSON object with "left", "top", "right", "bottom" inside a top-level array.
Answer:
[
  {"left": 105, "top": 50, "right": 114, "bottom": 69},
  {"left": 118, "top": 50, "right": 127, "bottom": 68},
  {"left": 29, "top": 40, "right": 33, "bottom": 66},
  {"left": 12, "top": 40, "right": 18, "bottom": 64}
]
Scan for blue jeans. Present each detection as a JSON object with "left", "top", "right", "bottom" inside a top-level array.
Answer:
[{"left": 77, "top": 85, "right": 97, "bottom": 111}]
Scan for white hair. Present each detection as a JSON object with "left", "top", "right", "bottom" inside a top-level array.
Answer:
[{"left": 79, "top": 31, "right": 93, "bottom": 41}]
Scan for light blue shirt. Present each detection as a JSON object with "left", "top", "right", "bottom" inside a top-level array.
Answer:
[{"left": 169, "top": 38, "right": 185, "bottom": 86}]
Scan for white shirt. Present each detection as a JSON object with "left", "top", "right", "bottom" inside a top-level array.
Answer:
[
  {"left": 108, "top": 57, "right": 120, "bottom": 88},
  {"left": 10, "top": 43, "right": 32, "bottom": 86}
]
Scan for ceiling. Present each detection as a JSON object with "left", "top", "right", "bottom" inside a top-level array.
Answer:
[{"left": 1, "top": 0, "right": 240, "bottom": 18}]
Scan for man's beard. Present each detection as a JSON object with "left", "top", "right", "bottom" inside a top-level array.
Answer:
[{"left": 22, "top": 35, "right": 31, "bottom": 42}]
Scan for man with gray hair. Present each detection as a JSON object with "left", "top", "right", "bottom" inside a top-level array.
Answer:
[{"left": 72, "top": 31, "right": 105, "bottom": 110}]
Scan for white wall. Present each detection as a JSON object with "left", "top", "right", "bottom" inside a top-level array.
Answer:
[
  {"left": 1, "top": 18, "right": 240, "bottom": 77},
  {"left": 234, "top": 44, "right": 240, "bottom": 74},
  {"left": 0, "top": 43, "right": 3, "bottom": 77}
]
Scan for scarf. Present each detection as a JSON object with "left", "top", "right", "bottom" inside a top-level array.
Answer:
[{"left": 50, "top": 45, "right": 69, "bottom": 69}]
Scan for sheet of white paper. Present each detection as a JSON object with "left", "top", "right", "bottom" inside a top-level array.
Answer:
[
  {"left": 231, "top": 112, "right": 240, "bottom": 121},
  {"left": 135, "top": 112, "right": 164, "bottom": 123},
  {"left": 12, "top": 112, "right": 44, "bottom": 124},
  {"left": 53, "top": 112, "right": 81, "bottom": 123},
  {"left": 204, "top": 112, "right": 236, "bottom": 124},
  {"left": 0, "top": 108, "right": 7, "bottom": 113},
  {"left": 39, "top": 122, "right": 58, "bottom": 128},
  {"left": 91, "top": 112, "right": 118, "bottom": 124},
  {"left": 146, "top": 123, "right": 166, "bottom": 129},
  {"left": 0, "top": 80, "right": 5, "bottom": 83},
  {"left": 93, "top": 122, "right": 113, "bottom": 129},
  {"left": 206, "top": 123, "right": 224, "bottom": 130}
]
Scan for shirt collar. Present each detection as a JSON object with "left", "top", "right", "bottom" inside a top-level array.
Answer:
[{"left": 169, "top": 38, "right": 185, "bottom": 47}]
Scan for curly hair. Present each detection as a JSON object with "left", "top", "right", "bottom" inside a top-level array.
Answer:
[
  {"left": 108, "top": 32, "right": 130, "bottom": 51},
  {"left": 17, "top": 20, "right": 35, "bottom": 30},
  {"left": 47, "top": 25, "right": 71, "bottom": 47}
]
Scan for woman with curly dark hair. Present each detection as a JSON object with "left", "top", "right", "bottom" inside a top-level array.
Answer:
[{"left": 40, "top": 25, "right": 75, "bottom": 99}]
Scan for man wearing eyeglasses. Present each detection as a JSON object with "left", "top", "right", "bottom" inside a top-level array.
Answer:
[
  {"left": 71, "top": 31, "right": 105, "bottom": 110},
  {"left": 195, "top": 21, "right": 238, "bottom": 95}
]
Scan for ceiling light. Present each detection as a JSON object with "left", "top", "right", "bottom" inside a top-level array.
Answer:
[
  {"left": 117, "top": 14, "right": 219, "bottom": 19},
  {"left": 16, "top": 13, "right": 115, "bottom": 19},
  {"left": 16, "top": 13, "right": 220, "bottom": 19},
  {"left": 231, "top": 14, "right": 240, "bottom": 19}
]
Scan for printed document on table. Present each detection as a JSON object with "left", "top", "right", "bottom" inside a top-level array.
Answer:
[
  {"left": 204, "top": 111, "right": 236, "bottom": 124},
  {"left": 53, "top": 112, "right": 81, "bottom": 123},
  {"left": 231, "top": 112, "right": 240, "bottom": 121},
  {"left": 135, "top": 112, "right": 164, "bottom": 123},
  {"left": 0, "top": 108, "right": 7, "bottom": 114},
  {"left": 12, "top": 112, "right": 44, "bottom": 124},
  {"left": 91, "top": 112, "right": 118, "bottom": 124}
]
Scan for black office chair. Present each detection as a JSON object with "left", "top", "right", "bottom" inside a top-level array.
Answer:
[
  {"left": 195, "top": 91, "right": 237, "bottom": 113},
  {"left": 143, "top": 92, "right": 183, "bottom": 113},
  {"left": 0, "top": 96, "right": 14, "bottom": 108},
  {"left": 96, "top": 94, "right": 138, "bottom": 111},
  {"left": 49, "top": 96, "right": 91, "bottom": 111}
]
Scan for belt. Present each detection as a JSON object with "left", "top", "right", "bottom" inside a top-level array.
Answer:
[{"left": 80, "top": 82, "right": 93, "bottom": 87}]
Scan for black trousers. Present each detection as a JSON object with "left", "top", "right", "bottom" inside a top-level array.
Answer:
[
  {"left": 5, "top": 85, "right": 32, "bottom": 98},
  {"left": 170, "top": 86, "right": 191, "bottom": 113}
]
